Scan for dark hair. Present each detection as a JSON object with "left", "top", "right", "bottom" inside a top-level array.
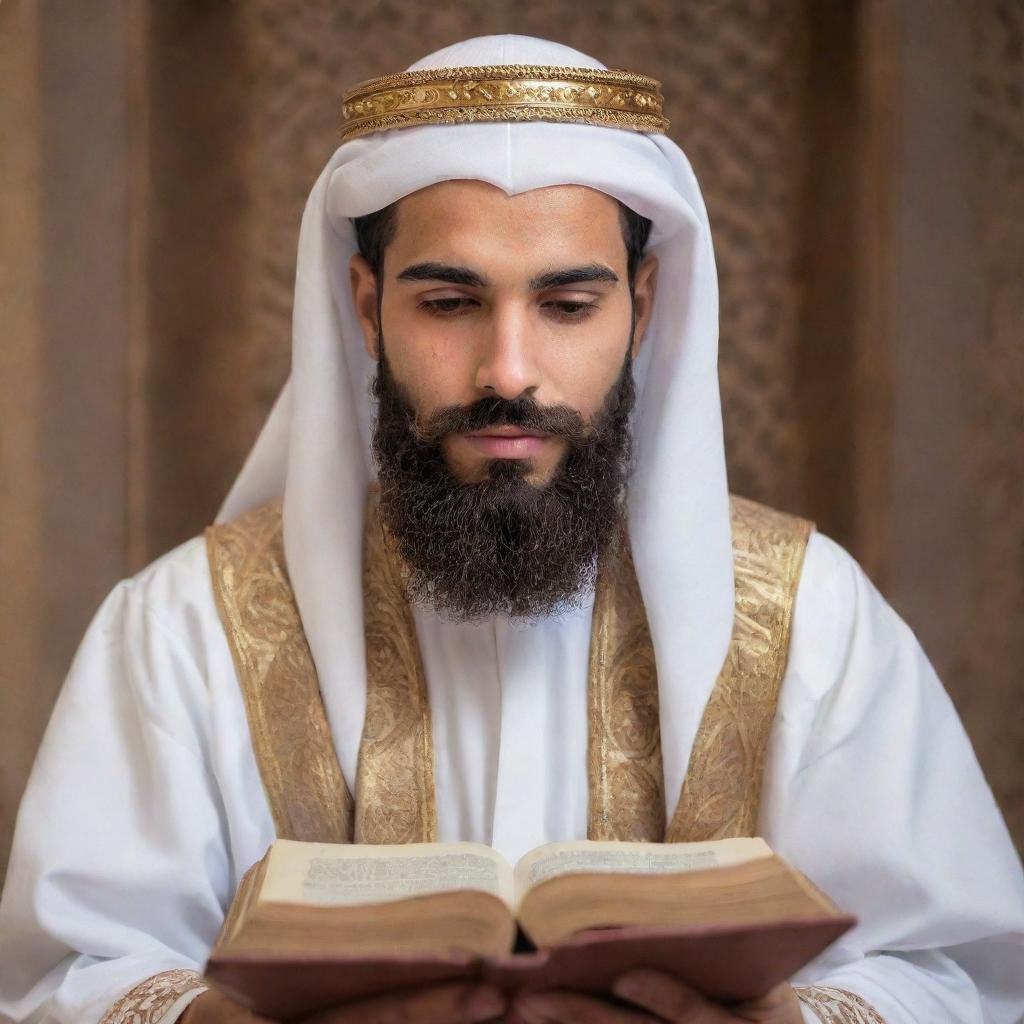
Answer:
[{"left": 353, "top": 197, "right": 652, "bottom": 291}]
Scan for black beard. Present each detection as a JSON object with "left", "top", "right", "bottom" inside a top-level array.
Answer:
[{"left": 370, "top": 345, "right": 636, "bottom": 621}]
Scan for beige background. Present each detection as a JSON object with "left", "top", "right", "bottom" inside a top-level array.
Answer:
[{"left": 1, "top": 0, "right": 1022, "bottom": 882}]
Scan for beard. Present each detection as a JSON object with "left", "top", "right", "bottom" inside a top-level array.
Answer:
[{"left": 370, "top": 342, "right": 636, "bottom": 621}]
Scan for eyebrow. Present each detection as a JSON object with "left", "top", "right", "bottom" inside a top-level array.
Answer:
[
  {"left": 396, "top": 262, "right": 487, "bottom": 287},
  {"left": 530, "top": 264, "right": 619, "bottom": 289},
  {"left": 395, "top": 261, "right": 619, "bottom": 290}
]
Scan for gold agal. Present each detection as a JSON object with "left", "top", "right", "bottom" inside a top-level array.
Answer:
[{"left": 339, "top": 65, "right": 669, "bottom": 142}]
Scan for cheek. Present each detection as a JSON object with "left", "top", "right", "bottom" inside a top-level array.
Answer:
[
  {"left": 380, "top": 311, "right": 476, "bottom": 412},
  {"left": 544, "top": 331, "right": 630, "bottom": 418}
]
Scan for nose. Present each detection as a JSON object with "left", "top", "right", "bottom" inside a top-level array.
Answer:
[{"left": 473, "top": 303, "right": 542, "bottom": 399}]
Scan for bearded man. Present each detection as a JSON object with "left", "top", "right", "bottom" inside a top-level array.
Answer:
[{"left": 1, "top": 33, "right": 1023, "bottom": 1024}]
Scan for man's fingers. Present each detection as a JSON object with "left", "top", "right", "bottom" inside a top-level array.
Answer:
[
  {"left": 514, "top": 989, "right": 663, "bottom": 1024},
  {"left": 304, "top": 982, "right": 505, "bottom": 1024},
  {"left": 613, "top": 970, "right": 724, "bottom": 1022}
]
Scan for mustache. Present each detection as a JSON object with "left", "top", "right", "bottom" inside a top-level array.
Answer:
[{"left": 412, "top": 395, "right": 593, "bottom": 446}]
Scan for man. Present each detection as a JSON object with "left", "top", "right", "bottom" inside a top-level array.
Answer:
[{"left": 1, "top": 33, "right": 1022, "bottom": 1024}]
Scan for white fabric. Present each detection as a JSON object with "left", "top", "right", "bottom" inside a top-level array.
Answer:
[
  {"left": 413, "top": 595, "right": 595, "bottom": 863},
  {"left": 3, "top": 530, "right": 1024, "bottom": 1022},
  {"left": 218, "top": 33, "right": 734, "bottom": 814}
]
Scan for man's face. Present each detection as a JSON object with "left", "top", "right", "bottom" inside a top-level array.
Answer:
[
  {"left": 350, "top": 180, "right": 658, "bottom": 485},
  {"left": 348, "top": 180, "right": 658, "bottom": 619}
]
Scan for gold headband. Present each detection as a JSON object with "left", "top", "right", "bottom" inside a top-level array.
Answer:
[{"left": 340, "top": 64, "right": 668, "bottom": 142}]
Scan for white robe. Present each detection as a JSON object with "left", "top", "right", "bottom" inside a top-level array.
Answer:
[{"left": 1, "top": 526, "right": 1023, "bottom": 1024}]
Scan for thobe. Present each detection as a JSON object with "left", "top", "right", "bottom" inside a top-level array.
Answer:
[{"left": 1, "top": 523, "right": 1023, "bottom": 1024}]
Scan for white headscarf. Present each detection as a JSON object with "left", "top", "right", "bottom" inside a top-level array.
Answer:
[{"left": 219, "top": 34, "right": 734, "bottom": 817}]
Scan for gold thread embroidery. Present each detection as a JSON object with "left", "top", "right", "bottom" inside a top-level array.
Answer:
[
  {"left": 666, "top": 496, "right": 812, "bottom": 841},
  {"left": 99, "top": 969, "right": 206, "bottom": 1024},
  {"left": 587, "top": 529, "right": 665, "bottom": 841},
  {"left": 356, "top": 488, "right": 438, "bottom": 843},
  {"left": 210, "top": 493, "right": 809, "bottom": 849},
  {"left": 205, "top": 503, "right": 353, "bottom": 843},
  {"left": 340, "top": 64, "right": 668, "bottom": 141},
  {"left": 207, "top": 496, "right": 437, "bottom": 847},
  {"left": 587, "top": 495, "right": 812, "bottom": 843},
  {"left": 794, "top": 985, "right": 887, "bottom": 1023}
]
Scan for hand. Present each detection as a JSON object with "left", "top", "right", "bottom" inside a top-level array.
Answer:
[
  {"left": 181, "top": 982, "right": 506, "bottom": 1023},
  {"left": 510, "top": 972, "right": 804, "bottom": 1024}
]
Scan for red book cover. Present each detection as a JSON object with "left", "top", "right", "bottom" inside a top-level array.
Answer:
[{"left": 205, "top": 914, "right": 855, "bottom": 1020}]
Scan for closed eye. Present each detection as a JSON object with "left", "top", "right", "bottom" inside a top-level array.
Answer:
[
  {"left": 418, "top": 297, "right": 479, "bottom": 316},
  {"left": 417, "top": 297, "right": 600, "bottom": 322},
  {"left": 545, "top": 300, "right": 599, "bottom": 322}
]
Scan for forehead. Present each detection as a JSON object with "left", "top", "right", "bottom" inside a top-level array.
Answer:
[{"left": 389, "top": 180, "right": 625, "bottom": 263}]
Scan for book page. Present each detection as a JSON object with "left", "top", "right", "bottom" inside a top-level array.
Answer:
[
  {"left": 261, "top": 840, "right": 516, "bottom": 909},
  {"left": 513, "top": 837, "right": 773, "bottom": 907}
]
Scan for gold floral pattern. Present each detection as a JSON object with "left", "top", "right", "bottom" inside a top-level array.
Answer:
[
  {"left": 795, "top": 985, "right": 887, "bottom": 1023},
  {"left": 207, "top": 495, "right": 437, "bottom": 847},
  {"left": 340, "top": 64, "right": 668, "bottom": 141},
  {"left": 588, "top": 527, "right": 665, "bottom": 842},
  {"left": 356, "top": 488, "right": 437, "bottom": 843},
  {"left": 666, "top": 495, "right": 812, "bottom": 841},
  {"left": 98, "top": 969, "right": 206, "bottom": 1024},
  {"left": 208, "top": 492, "right": 811, "bottom": 849},
  {"left": 206, "top": 502, "right": 354, "bottom": 843},
  {"left": 588, "top": 495, "right": 812, "bottom": 843}
]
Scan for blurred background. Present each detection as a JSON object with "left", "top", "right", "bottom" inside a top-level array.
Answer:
[{"left": 1, "top": 0, "right": 1021, "bottom": 882}]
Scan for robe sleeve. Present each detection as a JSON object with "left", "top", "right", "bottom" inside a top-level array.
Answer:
[
  {"left": 764, "top": 531, "right": 1024, "bottom": 1024},
  {"left": 0, "top": 542, "right": 233, "bottom": 1024}
]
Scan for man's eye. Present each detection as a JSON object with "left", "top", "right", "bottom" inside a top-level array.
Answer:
[
  {"left": 545, "top": 300, "right": 598, "bottom": 322},
  {"left": 419, "top": 297, "right": 477, "bottom": 316}
]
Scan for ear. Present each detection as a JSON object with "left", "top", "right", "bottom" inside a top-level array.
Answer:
[
  {"left": 630, "top": 254, "right": 659, "bottom": 357},
  {"left": 349, "top": 253, "right": 381, "bottom": 359}
]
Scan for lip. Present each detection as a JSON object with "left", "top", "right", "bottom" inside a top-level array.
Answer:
[
  {"left": 462, "top": 427, "right": 550, "bottom": 459},
  {"left": 466, "top": 426, "right": 547, "bottom": 438}
]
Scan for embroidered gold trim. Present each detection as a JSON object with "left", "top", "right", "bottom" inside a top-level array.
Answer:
[
  {"left": 99, "top": 969, "right": 207, "bottom": 1024},
  {"left": 210, "top": 493, "right": 809, "bottom": 849},
  {"left": 206, "top": 503, "right": 353, "bottom": 843},
  {"left": 795, "top": 985, "right": 887, "bottom": 1023},
  {"left": 587, "top": 495, "right": 812, "bottom": 843},
  {"left": 207, "top": 497, "right": 437, "bottom": 847},
  {"left": 340, "top": 64, "right": 668, "bottom": 141},
  {"left": 666, "top": 496, "right": 812, "bottom": 841},
  {"left": 587, "top": 528, "right": 665, "bottom": 841},
  {"left": 356, "top": 488, "right": 438, "bottom": 843}
]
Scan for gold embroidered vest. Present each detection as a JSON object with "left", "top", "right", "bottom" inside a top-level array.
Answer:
[{"left": 205, "top": 493, "right": 812, "bottom": 846}]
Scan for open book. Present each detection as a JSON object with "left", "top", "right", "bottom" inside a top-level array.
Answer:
[{"left": 205, "top": 837, "right": 854, "bottom": 1019}]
